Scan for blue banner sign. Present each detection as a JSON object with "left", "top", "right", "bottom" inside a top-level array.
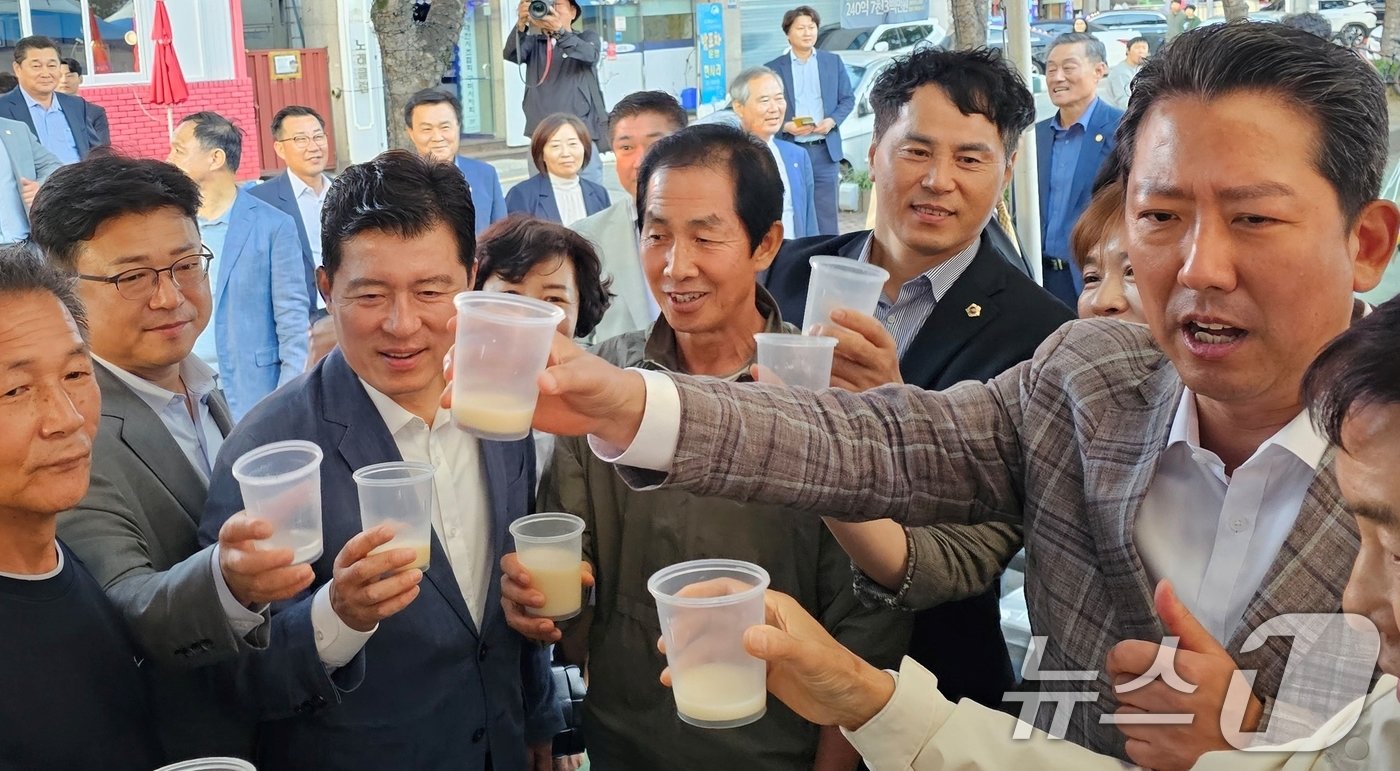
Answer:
[{"left": 841, "top": 0, "right": 931, "bottom": 28}]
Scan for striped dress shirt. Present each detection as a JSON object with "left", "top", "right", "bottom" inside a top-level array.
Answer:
[{"left": 856, "top": 234, "right": 982, "bottom": 358}]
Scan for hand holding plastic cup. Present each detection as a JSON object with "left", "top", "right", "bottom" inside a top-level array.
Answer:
[
  {"left": 802, "top": 256, "right": 889, "bottom": 332},
  {"left": 508, "top": 512, "right": 586, "bottom": 620},
  {"left": 354, "top": 461, "right": 435, "bottom": 572},
  {"left": 452, "top": 292, "right": 565, "bottom": 441},
  {"left": 232, "top": 440, "right": 324, "bottom": 565},
  {"left": 649, "top": 559, "right": 771, "bottom": 729},
  {"left": 753, "top": 333, "right": 837, "bottom": 390}
]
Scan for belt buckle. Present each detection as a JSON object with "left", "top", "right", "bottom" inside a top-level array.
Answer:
[{"left": 1049, "top": 258, "right": 1067, "bottom": 271}]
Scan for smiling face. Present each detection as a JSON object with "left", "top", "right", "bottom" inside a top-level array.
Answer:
[
  {"left": 542, "top": 123, "right": 586, "bottom": 179},
  {"left": 13, "top": 44, "right": 60, "bottom": 99},
  {"left": 320, "top": 222, "right": 469, "bottom": 418},
  {"left": 273, "top": 114, "right": 329, "bottom": 181},
  {"left": 408, "top": 102, "right": 461, "bottom": 164},
  {"left": 867, "top": 84, "right": 1014, "bottom": 266},
  {"left": 611, "top": 111, "right": 680, "bottom": 198},
  {"left": 73, "top": 208, "right": 209, "bottom": 382},
  {"left": 733, "top": 74, "right": 787, "bottom": 141},
  {"left": 1125, "top": 92, "right": 1393, "bottom": 413},
  {"left": 1339, "top": 403, "right": 1400, "bottom": 678},
  {"left": 640, "top": 165, "right": 778, "bottom": 335},
  {"left": 1046, "top": 41, "right": 1108, "bottom": 112},
  {"left": 786, "top": 14, "right": 819, "bottom": 56},
  {"left": 0, "top": 292, "right": 99, "bottom": 520},
  {"left": 480, "top": 255, "right": 581, "bottom": 338}
]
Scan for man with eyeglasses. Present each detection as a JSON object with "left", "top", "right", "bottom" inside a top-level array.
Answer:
[
  {"left": 167, "top": 111, "right": 310, "bottom": 420},
  {"left": 30, "top": 155, "right": 327, "bottom": 761},
  {"left": 0, "top": 35, "right": 108, "bottom": 162}
]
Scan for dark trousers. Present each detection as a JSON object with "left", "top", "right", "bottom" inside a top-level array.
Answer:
[
  {"left": 801, "top": 140, "right": 841, "bottom": 235},
  {"left": 1042, "top": 256, "right": 1080, "bottom": 310}
]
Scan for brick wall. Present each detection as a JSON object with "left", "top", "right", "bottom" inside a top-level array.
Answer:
[{"left": 81, "top": 78, "right": 263, "bottom": 182}]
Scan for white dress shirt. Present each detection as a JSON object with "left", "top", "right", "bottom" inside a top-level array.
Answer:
[
  {"left": 288, "top": 172, "right": 330, "bottom": 310},
  {"left": 1135, "top": 389, "right": 1327, "bottom": 643},
  {"left": 764, "top": 137, "right": 797, "bottom": 237},
  {"left": 361, "top": 380, "right": 494, "bottom": 625},
  {"left": 550, "top": 172, "right": 589, "bottom": 227}
]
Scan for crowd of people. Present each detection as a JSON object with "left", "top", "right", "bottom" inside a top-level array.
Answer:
[{"left": 1, "top": 10, "right": 1399, "bottom": 771}]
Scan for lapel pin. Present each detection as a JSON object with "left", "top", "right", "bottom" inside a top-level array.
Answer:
[
  {"left": 1094, "top": 133, "right": 1104, "bottom": 143},
  {"left": 965, "top": 303, "right": 982, "bottom": 318}
]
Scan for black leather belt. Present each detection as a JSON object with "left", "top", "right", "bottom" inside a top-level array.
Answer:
[
  {"left": 1043, "top": 257, "right": 1069, "bottom": 271},
  {"left": 797, "top": 136, "right": 827, "bottom": 146}
]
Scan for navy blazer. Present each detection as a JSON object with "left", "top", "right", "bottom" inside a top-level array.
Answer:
[
  {"left": 248, "top": 171, "right": 321, "bottom": 315},
  {"left": 504, "top": 172, "right": 610, "bottom": 225},
  {"left": 1035, "top": 99, "right": 1124, "bottom": 291},
  {"left": 455, "top": 155, "right": 509, "bottom": 233},
  {"left": 0, "top": 88, "right": 101, "bottom": 160},
  {"left": 762, "top": 224, "right": 1073, "bottom": 707},
  {"left": 767, "top": 49, "right": 856, "bottom": 164},
  {"left": 775, "top": 138, "right": 820, "bottom": 239},
  {"left": 198, "top": 351, "right": 563, "bottom": 771}
]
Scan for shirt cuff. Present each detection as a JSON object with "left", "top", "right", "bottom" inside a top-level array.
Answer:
[
  {"left": 586, "top": 368, "right": 680, "bottom": 472},
  {"left": 311, "top": 581, "right": 376, "bottom": 670},
  {"left": 210, "top": 545, "right": 269, "bottom": 637},
  {"left": 843, "top": 657, "right": 956, "bottom": 770}
]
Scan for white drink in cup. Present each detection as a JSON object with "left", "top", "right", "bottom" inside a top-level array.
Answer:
[
  {"left": 232, "top": 440, "right": 324, "bottom": 565},
  {"left": 353, "top": 461, "right": 435, "bottom": 572},
  {"left": 753, "top": 333, "right": 837, "bottom": 390},
  {"left": 509, "top": 512, "right": 586, "bottom": 620},
  {"left": 648, "top": 559, "right": 771, "bottom": 729},
  {"left": 452, "top": 292, "right": 565, "bottom": 441},
  {"left": 802, "top": 256, "right": 890, "bottom": 332}
]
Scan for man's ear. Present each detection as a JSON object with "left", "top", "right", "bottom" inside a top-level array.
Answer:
[
  {"left": 752, "top": 220, "right": 784, "bottom": 273},
  {"left": 316, "top": 267, "right": 333, "bottom": 314},
  {"left": 1349, "top": 198, "right": 1400, "bottom": 294}
]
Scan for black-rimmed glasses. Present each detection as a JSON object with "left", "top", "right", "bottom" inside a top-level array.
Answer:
[{"left": 76, "top": 250, "right": 214, "bottom": 301}]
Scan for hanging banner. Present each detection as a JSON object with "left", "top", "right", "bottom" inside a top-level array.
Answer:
[
  {"left": 841, "top": 0, "right": 931, "bottom": 28},
  {"left": 697, "top": 3, "right": 727, "bottom": 107}
]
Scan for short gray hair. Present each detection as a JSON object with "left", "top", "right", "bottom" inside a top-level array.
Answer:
[
  {"left": 0, "top": 243, "right": 87, "bottom": 337},
  {"left": 1049, "top": 32, "right": 1107, "bottom": 65},
  {"left": 729, "top": 66, "right": 782, "bottom": 105}
]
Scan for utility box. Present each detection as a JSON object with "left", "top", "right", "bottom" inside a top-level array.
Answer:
[{"left": 247, "top": 48, "right": 337, "bottom": 177}]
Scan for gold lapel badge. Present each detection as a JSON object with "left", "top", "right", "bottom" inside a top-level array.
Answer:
[{"left": 965, "top": 303, "right": 982, "bottom": 318}]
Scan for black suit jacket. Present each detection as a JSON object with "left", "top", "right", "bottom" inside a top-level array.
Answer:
[{"left": 764, "top": 224, "right": 1074, "bottom": 706}]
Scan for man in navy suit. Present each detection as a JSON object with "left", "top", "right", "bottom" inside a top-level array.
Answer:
[
  {"left": 404, "top": 88, "right": 508, "bottom": 234},
  {"left": 767, "top": 5, "right": 855, "bottom": 236},
  {"left": 249, "top": 105, "right": 330, "bottom": 320},
  {"left": 1037, "top": 32, "right": 1124, "bottom": 308},
  {"left": 199, "top": 150, "right": 562, "bottom": 770},
  {"left": 761, "top": 47, "right": 1073, "bottom": 711},
  {"left": 731, "top": 66, "right": 820, "bottom": 239},
  {"left": 1, "top": 36, "right": 106, "bottom": 162}
]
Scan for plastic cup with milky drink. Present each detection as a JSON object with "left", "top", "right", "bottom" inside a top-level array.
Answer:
[
  {"left": 452, "top": 292, "right": 565, "bottom": 441},
  {"left": 648, "top": 559, "right": 771, "bottom": 729},
  {"left": 232, "top": 440, "right": 325, "bottom": 565},
  {"left": 753, "top": 332, "right": 837, "bottom": 390},
  {"left": 802, "top": 255, "right": 889, "bottom": 332},
  {"left": 354, "top": 461, "right": 436, "bottom": 571},
  {"left": 509, "top": 512, "right": 587, "bottom": 620}
]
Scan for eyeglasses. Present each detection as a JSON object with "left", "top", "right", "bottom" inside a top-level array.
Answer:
[
  {"left": 275, "top": 133, "right": 329, "bottom": 150},
  {"left": 77, "top": 250, "right": 214, "bottom": 301}
]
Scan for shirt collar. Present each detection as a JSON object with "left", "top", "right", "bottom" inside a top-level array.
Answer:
[
  {"left": 1165, "top": 387, "right": 1328, "bottom": 472},
  {"left": 641, "top": 284, "right": 788, "bottom": 379},
  {"left": 21, "top": 88, "right": 58, "bottom": 113},
  {"left": 855, "top": 232, "right": 982, "bottom": 304},
  {"left": 790, "top": 50, "right": 815, "bottom": 65},
  {"left": 288, "top": 172, "right": 329, "bottom": 201},
  {"left": 1054, "top": 97, "right": 1099, "bottom": 132},
  {"left": 359, "top": 377, "right": 451, "bottom": 435},
  {"left": 93, "top": 355, "right": 218, "bottom": 411}
]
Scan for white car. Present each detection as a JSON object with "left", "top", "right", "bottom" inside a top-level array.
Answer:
[
  {"left": 817, "top": 19, "right": 948, "bottom": 53},
  {"left": 836, "top": 49, "right": 1055, "bottom": 173},
  {"left": 1261, "top": 0, "right": 1376, "bottom": 43}
]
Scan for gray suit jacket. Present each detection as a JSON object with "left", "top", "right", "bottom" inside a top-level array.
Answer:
[
  {"left": 56, "top": 362, "right": 262, "bottom": 760},
  {"left": 620, "top": 319, "right": 1357, "bottom": 760},
  {"left": 573, "top": 198, "right": 652, "bottom": 344}
]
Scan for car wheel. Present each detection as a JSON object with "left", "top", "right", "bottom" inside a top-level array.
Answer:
[{"left": 1339, "top": 23, "right": 1369, "bottom": 48}]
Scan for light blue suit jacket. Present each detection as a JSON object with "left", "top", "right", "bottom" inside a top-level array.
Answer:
[
  {"left": 455, "top": 155, "right": 508, "bottom": 233},
  {"left": 247, "top": 171, "right": 321, "bottom": 315},
  {"left": 504, "top": 172, "right": 610, "bottom": 225},
  {"left": 775, "top": 138, "right": 820, "bottom": 239},
  {"left": 1035, "top": 101, "right": 1124, "bottom": 292},
  {"left": 212, "top": 189, "right": 310, "bottom": 420},
  {"left": 767, "top": 49, "right": 856, "bottom": 164}
]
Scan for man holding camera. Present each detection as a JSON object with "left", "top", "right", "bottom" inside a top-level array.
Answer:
[{"left": 504, "top": 0, "right": 608, "bottom": 186}]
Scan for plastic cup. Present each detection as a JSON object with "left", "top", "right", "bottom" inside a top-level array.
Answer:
[
  {"left": 754, "top": 333, "right": 837, "bottom": 390},
  {"left": 354, "top": 461, "right": 435, "bottom": 572},
  {"left": 509, "top": 512, "right": 586, "bottom": 621},
  {"left": 452, "top": 292, "right": 565, "bottom": 441},
  {"left": 153, "top": 759, "right": 257, "bottom": 771},
  {"left": 232, "top": 440, "right": 324, "bottom": 565},
  {"left": 802, "top": 255, "right": 890, "bottom": 332},
  {"left": 648, "top": 559, "right": 771, "bottom": 729}
]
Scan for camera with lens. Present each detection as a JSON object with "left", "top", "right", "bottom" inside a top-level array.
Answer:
[{"left": 528, "top": 0, "right": 553, "bottom": 19}]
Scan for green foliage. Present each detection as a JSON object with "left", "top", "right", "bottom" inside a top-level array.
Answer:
[{"left": 841, "top": 167, "right": 873, "bottom": 190}]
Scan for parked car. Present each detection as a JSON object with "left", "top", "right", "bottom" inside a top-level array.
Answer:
[
  {"left": 1086, "top": 9, "right": 1168, "bottom": 51},
  {"left": 834, "top": 49, "right": 1056, "bottom": 173},
  {"left": 817, "top": 20, "right": 949, "bottom": 53},
  {"left": 986, "top": 23, "right": 1055, "bottom": 73},
  {"left": 989, "top": 20, "right": 1131, "bottom": 70},
  {"left": 1260, "top": 0, "right": 1376, "bottom": 43}
]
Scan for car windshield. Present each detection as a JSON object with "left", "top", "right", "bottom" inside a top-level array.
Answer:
[{"left": 819, "top": 27, "right": 874, "bottom": 50}]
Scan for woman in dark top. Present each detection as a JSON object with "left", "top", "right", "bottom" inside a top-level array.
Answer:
[{"left": 505, "top": 113, "right": 611, "bottom": 227}]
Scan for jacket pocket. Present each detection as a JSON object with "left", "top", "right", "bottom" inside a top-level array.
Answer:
[{"left": 255, "top": 345, "right": 282, "bottom": 368}]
